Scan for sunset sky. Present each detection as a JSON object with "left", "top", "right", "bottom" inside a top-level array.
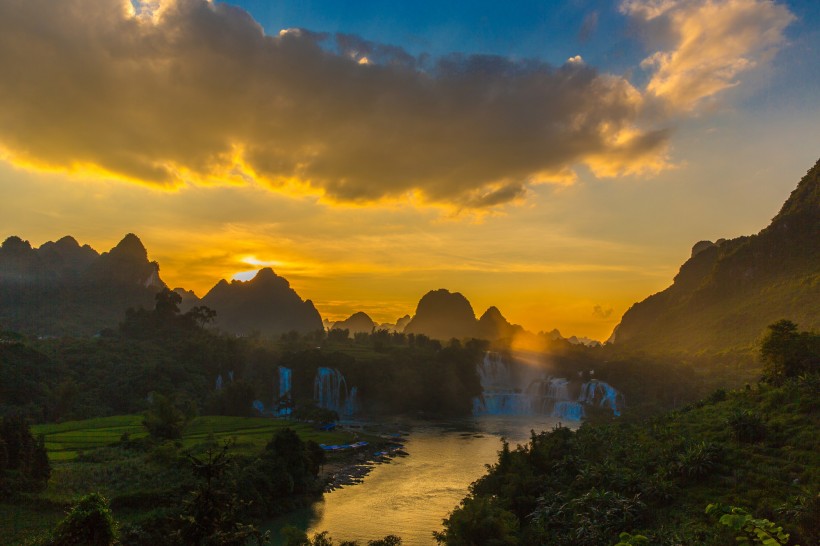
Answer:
[{"left": 1, "top": 0, "right": 818, "bottom": 340}]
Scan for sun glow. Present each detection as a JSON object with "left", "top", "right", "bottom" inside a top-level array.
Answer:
[{"left": 241, "top": 256, "right": 286, "bottom": 268}]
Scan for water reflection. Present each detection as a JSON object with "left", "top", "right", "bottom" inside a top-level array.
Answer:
[{"left": 266, "top": 415, "right": 572, "bottom": 545}]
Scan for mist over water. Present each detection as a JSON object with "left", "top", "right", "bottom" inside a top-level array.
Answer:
[
  {"left": 472, "top": 351, "right": 623, "bottom": 419},
  {"left": 267, "top": 416, "right": 572, "bottom": 545}
]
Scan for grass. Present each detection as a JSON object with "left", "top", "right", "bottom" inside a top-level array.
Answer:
[
  {"left": 0, "top": 504, "right": 62, "bottom": 546},
  {"left": 33, "top": 414, "right": 357, "bottom": 461}
]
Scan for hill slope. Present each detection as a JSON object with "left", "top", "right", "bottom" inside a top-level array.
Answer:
[
  {"left": 437, "top": 375, "right": 819, "bottom": 545},
  {"left": 610, "top": 159, "right": 820, "bottom": 354}
]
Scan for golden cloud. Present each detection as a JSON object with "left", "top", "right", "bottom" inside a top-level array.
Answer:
[
  {"left": 0, "top": 0, "right": 672, "bottom": 208},
  {"left": 622, "top": 0, "right": 795, "bottom": 111}
]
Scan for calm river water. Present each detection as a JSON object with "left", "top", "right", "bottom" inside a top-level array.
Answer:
[{"left": 266, "top": 415, "right": 571, "bottom": 545}]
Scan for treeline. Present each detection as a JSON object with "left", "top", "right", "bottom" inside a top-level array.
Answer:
[{"left": 0, "top": 289, "right": 486, "bottom": 423}]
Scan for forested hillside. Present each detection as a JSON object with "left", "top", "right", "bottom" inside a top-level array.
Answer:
[{"left": 611, "top": 159, "right": 819, "bottom": 355}]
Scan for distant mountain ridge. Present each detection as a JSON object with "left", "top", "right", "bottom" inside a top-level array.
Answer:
[
  {"left": 1, "top": 234, "right": 604, "bottom": 343},
  {"left": 403, "top": 288, "right": 527, "bottom": 342},
  {"left": 179, "top": 267, "right": 323, "bottom": 336},
  {"left": 610, "top": 158, "right": 820, "bottom": 354},
  {"left": 330, "top": 312, "right": 376, "bottom": 334},
  {"left": 0, "top": 233, "right": 163, "bottom": 336},
  {"left": 0, "top": 236, "right": 324, "bottom": 338}
]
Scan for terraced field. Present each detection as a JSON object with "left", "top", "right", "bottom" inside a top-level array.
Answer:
[{"left": 33, "top": 415, "right": 355, "bottom": 460}]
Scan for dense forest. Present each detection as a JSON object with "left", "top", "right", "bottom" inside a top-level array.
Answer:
[{"left": 0, "top": 288, "right": 486, "bottom": 424}]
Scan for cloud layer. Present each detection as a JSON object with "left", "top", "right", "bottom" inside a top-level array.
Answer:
[
  {"left": 0, "top": 0, "right": 672, "bottom": 208},
  {"left": 0, "top": 0, "right": 793, "bottom": 207}
]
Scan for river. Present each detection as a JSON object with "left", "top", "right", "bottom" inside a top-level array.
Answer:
[{"left": 266, "top": 415, "right": 572, "bottom": 545}]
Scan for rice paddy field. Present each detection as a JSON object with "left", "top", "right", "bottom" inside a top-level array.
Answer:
[
  {"left": 2, "top": 415, "right": 364, "bottom": 545},
  {"left": 32, "top": 414, "right": 357, "bottom": 461}
]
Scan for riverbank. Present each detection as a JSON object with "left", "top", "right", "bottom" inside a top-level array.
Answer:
[
  {"left": 266, "top": 416, "right": 566, "bottom": 545},
  {"left": 322, "top": 441, "right": 409, "bottom": 492}
]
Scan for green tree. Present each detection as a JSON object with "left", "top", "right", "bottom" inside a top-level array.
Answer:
[
  {"left": 143, "top": 393, "right": 187, "bottom": 440},
  {"left": 31, "top": 433, "right": 51, "bottom": 485},
  {"left": 174, "top": 444, "right": 266, "bottom": 545},
  {"left": 434, "top": 496, "right": 519, "bottom": 545},
  {"left": 368, "top": 536, "right": 403, "bottom": 546},
  {"left": 761, "top": 320, "right": 819, "bottom": 383},
  {"left": 0, "top": 414, "right": 49, "bottom": 491},
  {"left": 154, "top": 288, "right": 182, "bottom": 317},
  {"left": 51, "top": 493, "right": 117, "bottom": 546}
]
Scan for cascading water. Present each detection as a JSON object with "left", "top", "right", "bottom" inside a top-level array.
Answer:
[
  {"left": 278, "top": 366, "right": 293, "bottom": 416},
  {"left": 472, "top": 352, "right": 622, "bottom": 420},
  {"left": 578, "top": 380, "right": 623, "bottom": 417},
  {"left": 345, "top": 386, "right": 359, "bottom": 416},
  {"left": 553, "top": 401, "right": 585, "bottom": 420},
  {"left": 314, "top": 367, "right": 359, "bottom": 417},
  {"left": 473, "top": 352, "right": 533, "bottom": 415}
]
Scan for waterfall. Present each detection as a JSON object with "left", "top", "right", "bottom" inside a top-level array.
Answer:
[
  {"left": 345, "top": 386, "right": 359, "bottom": 416},
  {"left": 477, "top": 352, "right": 512, "bottom": 388},
  {"left": 473, "top": 352, "right": 533, "bottom": 415},
  {"left": 215, "top": 374, "right": 223, "bottom": 390},
  {"left": 314, "top": 367, "right": 359, "bottom": 417},
  {"left": 578, "top": 380, "right": 623, "bottom": 417},
  {"left": 472, "top": 352, "right": 622, "bottom": 420},
  {"left": 278, "top": 366, "right": 293, "bottom": 416},
  {"left": 553, "top": 401, "right": 585, "bottom": 420},
  {"left": 546, "top": 378, "right": 570, "bottom": 402}
]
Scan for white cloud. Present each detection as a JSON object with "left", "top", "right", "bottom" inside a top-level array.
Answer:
[{"left": 622, "top": 0, "right": 795, "bottom": 112}]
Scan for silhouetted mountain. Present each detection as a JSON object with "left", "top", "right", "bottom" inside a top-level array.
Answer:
[
  {"left": 404, "top": 289, "right": 479, "bottom": 340},
  {"left": 173, "top": 287, "right": 201, "bottom": 309},
  {"left": 37, "top": 236, "right": 98, "bottom": 279},
  {"left": 478, "top": 306, "right": 524, "bottom": 341},
  {"left": 331, "top": 312, "right": 375, "bottom": 334},
  {"left": 0, "top": 234, "right": 162, "bottom": 336},
  {"left": 377, "top": 314, "right": 412, "bottom": 333},
  {"left": 610, "top": 158, "right": 820, "bottom": 354},
  {"left": 89, "top": 233, "right": 164, "bottom": 288},
  {"left": 403, "top": 290, "right": 529, "bottom": 342},
  {"left": 395, "top": 314, "right": 412, "bottom": 331},
  {"left": 200, "top": 268, "right": 322, "bottom": 336}
]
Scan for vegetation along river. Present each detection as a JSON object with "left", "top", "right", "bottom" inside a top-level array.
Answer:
[{"left": 267, "top": 415, "right": 572, "bottom": 545}]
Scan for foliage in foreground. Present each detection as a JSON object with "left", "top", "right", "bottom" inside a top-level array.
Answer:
[
  {"left": 436, "top": 374, "right": 819, "bottom": 545},
  {"left": 50, "top": 493, "right": 117, "bottom": 546}
]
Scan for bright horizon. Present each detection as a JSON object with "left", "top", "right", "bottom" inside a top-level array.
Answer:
[{"left": 1, "top": 0, "right": 819, "bottom": 340}]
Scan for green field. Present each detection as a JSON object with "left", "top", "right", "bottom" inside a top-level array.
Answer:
[
  {"left": 2, "top": 415, "right": 366, "bottom": 545},
  {"left": 33, "top": 414, "right": 357, "bottom": 461}
]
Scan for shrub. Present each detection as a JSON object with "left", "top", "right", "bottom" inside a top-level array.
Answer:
[
  {"left": 706, "top": 503, "right": 790, "bottom": 545},
  {"left": 727, "top": 409, "right": 766, "bottom": 443},
  {"left": 51, "top": 493, "right": 117, "bottom": 546},
  {"left": 677, "top": 442, "right": 721, "bottom": 480}
]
